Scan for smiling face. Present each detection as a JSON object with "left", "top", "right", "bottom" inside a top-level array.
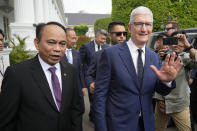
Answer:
[
  {"left": 34, "top": 24, "right": 67, "bottom": 65},
  {"left": 128, "top": 14, "right": 153, "bottom": 48}
]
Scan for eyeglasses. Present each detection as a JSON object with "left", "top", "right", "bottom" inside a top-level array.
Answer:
[
  {"left": 131, "top": 22, "right": 153, "bottom": 28},
  {"left": 111, "top": 32, "right": 127, "bottom": 36},
  {"left": 165, "top": 27, "right": 175, "bottom": 31}
]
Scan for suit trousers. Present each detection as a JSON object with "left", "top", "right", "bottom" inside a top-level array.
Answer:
[{"left": 155, "top": 102, "right": 191, "bottom": 131}]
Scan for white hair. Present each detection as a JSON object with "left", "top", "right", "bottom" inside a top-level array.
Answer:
[{"left": 129, "top": 6, "right": 153, "bottom": 24}]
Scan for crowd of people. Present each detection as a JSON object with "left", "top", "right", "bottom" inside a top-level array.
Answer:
[{"left": 0, "top": 6, "right": 196, "bottom": 131}]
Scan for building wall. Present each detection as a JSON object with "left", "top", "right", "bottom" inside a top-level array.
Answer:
[{"left": 1, "top": 0, "right": 67, "bottom": 51}]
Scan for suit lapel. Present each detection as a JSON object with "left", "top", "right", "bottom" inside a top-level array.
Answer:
[
  {"left": 31, "top": 55, "right": 58, "bottom": 112},
  {"left": 59, "top": 61, "right": 72, "bottom": 113},
  {"left": 62, "top": 54, "right": 68, "bottom": 63},
  {"left": 118, "top": 42, "right": 140, "bottom": 89},
  {"left": 90, "top": 41, "right": 96, "bottom": 52},
  {"left": 142, "top": 48, "right": 154, "bottom": 89}
]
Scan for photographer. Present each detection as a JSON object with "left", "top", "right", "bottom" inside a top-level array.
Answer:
[{"left": 154, "top": 33, "right": 197, "bottom": 131}]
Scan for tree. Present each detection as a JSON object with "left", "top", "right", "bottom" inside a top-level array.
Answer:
[
  {"left": 94, "top": 17, "right": 112, "bottom": 32},
  {"left": 9, "top": 35, "right": 34, "bottom": 65},
  {"left": 74, "top": 24, "right": 89, "bottom": 36},
  {"left": 74, "top": 35, "right": 91, "bottom": 50},
  {"left": 111, "top": 0, "right": 197, "bottom": 32}
]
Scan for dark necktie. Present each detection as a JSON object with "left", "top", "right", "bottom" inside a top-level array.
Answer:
[
  {"left": 98, "top": 45, "right": 101, "bottom": 51},
  {"left": 137, "top": 49, "right": 144, "bottom": 86},
  {"left": 48, "top": 67, "right": 62, "bottom": 110}
]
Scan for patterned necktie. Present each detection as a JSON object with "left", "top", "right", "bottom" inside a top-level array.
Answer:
[
  {"left": 137, "top": 49, "right": 144, "bottom": 86},
  {"left": 66, "top": 49, "right": 73, "bottom": 64},
  {"left": 48, "top": 67, "right": 62, "bottom": 110}
]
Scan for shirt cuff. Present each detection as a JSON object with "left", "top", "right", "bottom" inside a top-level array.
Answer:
[{"left": 162, "top": 81, "right": 172, "bottom": 87}]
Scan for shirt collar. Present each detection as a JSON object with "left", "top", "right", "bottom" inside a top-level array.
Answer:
[
  {"left": 66, "top": 48, "right": 72, "bottom": 51},
  {"left": 127, "top": 38, "right": 145, "bottom": 53},
  {"left": 38, "top": 55, "right": 60, "bottom": 72}
]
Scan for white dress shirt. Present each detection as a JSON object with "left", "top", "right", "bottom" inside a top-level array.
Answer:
[
  {"left": 38, "top": 55, "right": 62, "bottom": 109},
  {"left": 127, "top": 39, "right": 145, "bottom": 74},
  {"left": 66, "top": 48, "right": 73, "bottom": 64},
  {"left": 94, "top": 40, "right": 102, "bottom": 52}
]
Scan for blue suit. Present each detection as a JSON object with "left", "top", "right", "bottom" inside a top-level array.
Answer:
[
  {"left": 94, "top": 41, "right": 175, "bottom": 131},
  {"left": 79, "top": 40, "right": 109, "bottom": 77},
  {"left": 79, "top": 41, "right": 108, "bottom": 120},
  {"left": 62, "top": 49, "right": 86, "bottom": 113},
  {"left": 86, "top": 50, "right": 104, "bottom": 88}
]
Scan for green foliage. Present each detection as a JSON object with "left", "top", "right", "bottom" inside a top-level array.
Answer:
[
  {"left": 74, "top": 24, "right": 89, "bottom": 36},
  {"left": 94, "top": 17, "right": 112, "bottom": 32},
  {"left": 9, "top": 35, "right": 34, "bottom": 65},
  {"left": 111, "top": 0, "right": 197, "bottom": 32},
  {"left": 74, "top": 35, "right": 91, "bottom": 50}
]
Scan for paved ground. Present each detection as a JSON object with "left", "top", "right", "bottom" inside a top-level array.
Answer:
[{"left": 82, "top": 94, "right": 177, "bottom": 131}]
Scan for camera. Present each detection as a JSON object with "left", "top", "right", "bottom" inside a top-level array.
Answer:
[{"left": 163, "top": 37, "right": 178, "bottom": 45}]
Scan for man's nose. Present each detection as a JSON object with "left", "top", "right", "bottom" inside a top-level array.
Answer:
[{"left": 53, "top": 44, "right": 61, "bottom": 51}]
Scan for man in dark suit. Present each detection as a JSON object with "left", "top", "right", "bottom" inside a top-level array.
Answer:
[
  {"left": 79, "top": 28, "right": 108, "bottom": 122},
  {"left": 86, "top": 21, "right": 127, "bottom": 94},
  {"left": 94, "top": 6, "right": 183, "bottom": 131},
  {"left": 61, "top": 28, "right": 86, "bottom": 113},
  {"left": 0, "top": 22, "right": 82, "bottom": 131}
]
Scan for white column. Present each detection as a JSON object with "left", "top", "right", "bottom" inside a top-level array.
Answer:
[
  {"left": 43, "top": 0, "right": 50, "bottom": 22},
  {"left": 34, "top": 0, "right": 44, "bottom": 23},
  {"left": 14, "top": 0, "right": 35, "bottom": 23}
]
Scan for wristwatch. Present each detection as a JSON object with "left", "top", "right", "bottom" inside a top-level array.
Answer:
[{"left": 185, "top": 45, "right": 193, "bottom": 52}]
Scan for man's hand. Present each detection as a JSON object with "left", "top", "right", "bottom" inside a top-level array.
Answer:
[
  {"left": 82, "top": 88, "right": 87, "bottom": 96},
  {"left": 176, "top": 34, "right": 190, "bottom": 48},
  {"left": 89, "top": 82, "right": 95, "bottom": 94},
  {"left": 189, "top": 78, "right": 194, "bottom": 85},
  {"left": 150, "top": 52, "right": 183, "bottom": 82}
]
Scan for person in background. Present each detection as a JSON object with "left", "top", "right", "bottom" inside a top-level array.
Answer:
[
  {"left": 86, "top": 21, "right": 127, "bottom": 95},
  {"left": 164, "top": 21, "right": 179, "bottom": 35},
  {"left": 0, "top": 22, "right": 82, "bottom": 131},
  {"left": 154, "top": 33, "right": 197, "bottom": 131},
  {"left": 94, "top": 6, "right": 182, "bottom": 131},
  {"left": 79, "top": 28, "right": 108, "bottom": 122},
  {"left": 0, "top": 29, "right": 4, "bottom": 92},
  {"left": 61, "top": 28, "right": 87, "bottom": 113}
]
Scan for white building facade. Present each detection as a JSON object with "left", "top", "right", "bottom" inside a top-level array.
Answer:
[{"left": 0, "top": 0, "right": 67, "bottom": 51}]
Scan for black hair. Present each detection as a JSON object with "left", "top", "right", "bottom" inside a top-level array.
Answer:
[
  {"left": 108, "top": 21, "right": 125, "bottom": 33},
  {"left": 0, "top": 29, "right": 5, "bottom": 38},
  {"left": 166, "top": 21, "right": 179, "bottom": 30},
  {"left": 36, "top": 21, "right": 66, "bottom": 42}
]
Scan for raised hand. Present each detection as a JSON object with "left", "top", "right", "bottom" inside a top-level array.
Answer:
[{"left": 150, "top": 52, "right": 183, "bottom": 82}]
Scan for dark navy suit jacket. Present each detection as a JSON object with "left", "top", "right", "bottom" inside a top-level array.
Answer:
[
  {"left": 62, "top": 49, "right": 86, "bottom": 112},
  {"left": 94, "top": 41, "right": 175, "bottom": 131},
  {"left": 86, "top": 50, "right": 104, "bottom": 87},
  {"left": 79, "top": 41, "right": 108, "bottom": 86}
]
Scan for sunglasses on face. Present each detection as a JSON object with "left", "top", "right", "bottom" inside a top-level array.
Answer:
[
  {"left": 111, "top": 32, "right": 127, "bottom": 36},
  {"left": 165, "top": 27, "right": 175, "bottom": 31}
]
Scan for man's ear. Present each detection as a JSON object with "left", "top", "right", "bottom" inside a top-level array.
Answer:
[
  {"left": 128, "top": 24, "right": 132, "bottom": 33},
  {"left": 34, "top": 38, "right": 39, "bottom": 50}
]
